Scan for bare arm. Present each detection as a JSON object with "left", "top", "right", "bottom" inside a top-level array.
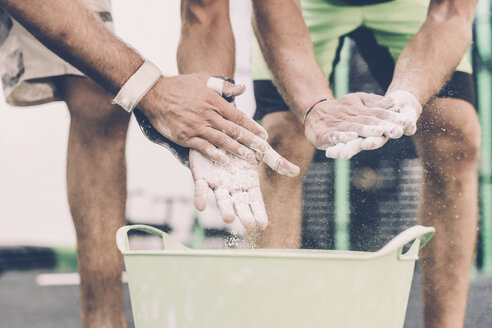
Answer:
[
  {"left": 0, "top": 0, "right": 273, "bottom": 164},
  {"left": 251, "top": 0, "right": 331, "bottom": 120},
  {"left": 1, "top": 0, "right": 142, "bottom": 93},
  {"left": 252, "top": 0, "right": 411, "bottom": 151},
  {"left": 387, "top": 0, "right": 478, "bottom": 104}
]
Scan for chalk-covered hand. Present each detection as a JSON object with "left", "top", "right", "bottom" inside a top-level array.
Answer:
[
  {"left": 138, "top": 74, "right": 270, "bottom": 164},
  {"left": 385, "top": 90, "right": 422, "bottom": 136},
  {"left": 304, "top": 93, "right": 411, "bottom": 151},
  {"left": 190, "top": 149, "right": 268, "bottom": 231}
]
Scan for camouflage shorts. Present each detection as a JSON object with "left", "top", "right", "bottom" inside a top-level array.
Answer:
[{"left": 0, "top": 0, "right": 113, "bottom": 106}]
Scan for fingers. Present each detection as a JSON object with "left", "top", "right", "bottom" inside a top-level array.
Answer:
[
  {"left": 397, "top": 106, "right": 418, "bottom": 136},
  {"left": 336, "top": 114, "right": 404, "bottom": 139},
  {"left": 348, "top": 118, "right": 403, "bottom": 139},
  {"left": 315, "top": 122, "right": 383, "bottom": 145},
  {"left": 360, "top": 136, "right": 388, "bottom": 150},
  {"left": 199, "top": 128, "right": 255, "bottom": 161},
  {"left": 206, "top": 78, "right": 268, "bottom": 140},
  {"left": 193, "top": 179, "right": 209, "bottom": 211},
  {"left": 339, "top": 139, "right": 364, "bottom": 159},
  {"left": 362, "top": 108, "right": 413, "bottom": 131},
  {"left": 316, "top": 131, "right": 359, "bottom": 150},
  {"left": 325, "top": 139, "right": 362, "bottom": 159},
  {"left": 324, "top": 136, "right": 388, "bottom": 159},
  {"left": 231, "top": 192, "right": 256, "bottom": 231},
  {"left": 218, "top": 118, "right": 269, "bottom": 153},
  {"left": 248, "top": 187, "right": 268, "bottom": 229},
  {"left": 404, "top": 122, "right": 417, "bottom": 136},
  {"left": 214, "top": 187, "right": 235, "bottom": 223},
  {"left": 218, "top": 119, "right": 299, "bottom": 176},
  {"left": 213, "top": 99, "right": 269, "bottom": 140},
  {"left": 187, "top": 138, "right": 229, "bottom": 164},
  {"left": 206, "top": 76, "right": 298, "bottom": 176},
  {"left": 261, "top": 146, "right": 300, "bottom": 177},
  {"left": 325, "top": 143, "right": 346, "bottom": 159},
  {"left": 356, "top": 92, "right": 394, "bottom": 109},
  {"left": 344, "top": 94, "right": 413, "bottom": 137},
  {"left": 206, "top": 76, "right": 246, "bottom": 98},
  {"left": 214, "top": 187, "right": 268, "bottom": 231}
]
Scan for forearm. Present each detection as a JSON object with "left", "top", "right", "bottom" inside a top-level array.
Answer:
[
  {"left": 177, "top": 0, "right": 234, "bottom": 77},
  {"left": 0, "top": 0, "right": 144, "bottom": 95},
  {"left": 252, "top": 0, "right": 332, "bottom": 120},
  {"left": 387, "top": 0, "right": 477, "bottom": 104}
]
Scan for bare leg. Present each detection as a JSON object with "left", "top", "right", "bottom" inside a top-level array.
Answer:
[
  {"left": 178, "top": 0, "right": 234, "bottom": 76},
  {"left": 56, "top": 76, "right": 130, "bottom": 328},
  {"left": 256, "top": 111, "right": 315, "bottom": 248},
  {"left": 413, "top": 97, "right": 480, "bottom": 328}
]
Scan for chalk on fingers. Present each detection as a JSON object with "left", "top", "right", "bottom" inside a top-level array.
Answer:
[
  {"left": 215, "top": 187, "right": 235, "bottom": 223},
  {"left": 360, "top": 136, "right": 388, "bottom": 150},
  {"left": 262, "top": 146, "right": 300, "bottom": 177},
  {"left": 193, "top": 179, "right": 209, "bottom": 211},
  {"left": 248, "top": 187, "right": 268, "bottom": 230},
  {"left": 232, "top": 192, "right": 256, "bottom": 231},
  {"left": 381, "top": 123, "right": 404, "bottom": 139},
  {"left": 325, "top": 143, "right": 345, "bottom": 158},
  {"left": 319, "top": 131, "right": 358, "bottom": 149},
  {"left": 359, "top": 125, "right": 384, "bottom": 138},
  {"left": 339, "top": 138, "right": 363, "bottom": 159}
]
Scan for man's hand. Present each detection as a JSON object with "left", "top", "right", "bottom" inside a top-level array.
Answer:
[
  {"left": 385, "top": 90, "right": 422, "bottom": 136},
  {"left": 189, "top": 132, "right": 299, "bottom": 230},
  {"left": 316, "top": 93, "right": 415, "bottom": 159},
  {"left": 304, "top": 93, "right": 411, "bottom": 150},
  {"left": 138, "top": 73, "right": 271, "bottom": 165},
  {"left": 190, "top": 149, "right": 268, "bottom": 231}
]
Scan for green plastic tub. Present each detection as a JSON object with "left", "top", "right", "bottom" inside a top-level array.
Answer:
[{"left": 117, "top": 224, "right": 434, "bottom": 328}]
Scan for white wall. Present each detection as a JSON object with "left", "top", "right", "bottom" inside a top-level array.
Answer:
[{"left": 0, "top": 0, "right": 255, "bottom": 246}]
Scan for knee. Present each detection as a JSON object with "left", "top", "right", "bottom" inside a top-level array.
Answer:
[
  {"left": 416, "top": 99, "right": 481, "bottom": 178},
  {"left": 181, "top": 0, "right": 230, "bottom": 26},
  {"left": 417, "top": 122, "right": 480, "bottom": 179}
]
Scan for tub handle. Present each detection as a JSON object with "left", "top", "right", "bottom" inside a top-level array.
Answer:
[
  {"left": 376, "top": 225, "right": 435, "bottom": 261},
  {"left": 116, "top": 224, "right": 189, "bottom": 253}
]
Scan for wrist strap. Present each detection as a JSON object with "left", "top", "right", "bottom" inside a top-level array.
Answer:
[
  {"left": 112, "top": 60, "right": 162, "bottom": 113},
  {"left": 303, "top": 98, "right": 328, "bottom": 125}
]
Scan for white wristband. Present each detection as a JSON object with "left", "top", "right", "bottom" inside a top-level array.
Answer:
[{"left": 112, "top": 60, "right": 162, "bottom": 113}]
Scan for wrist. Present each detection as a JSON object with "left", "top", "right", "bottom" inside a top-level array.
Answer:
[
  {"left": 294, "top": 89, "right": 334, "bottom": 119},
  {"left": 112, "top": 60, "right": 162, "bottom": 113},
  {"left": 303, "top": 98, "right": 328, "bottom": 125}
]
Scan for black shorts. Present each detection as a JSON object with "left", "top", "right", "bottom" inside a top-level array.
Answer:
[{"left": 253, "top": 26, "right": 476, "bottom": 121}]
